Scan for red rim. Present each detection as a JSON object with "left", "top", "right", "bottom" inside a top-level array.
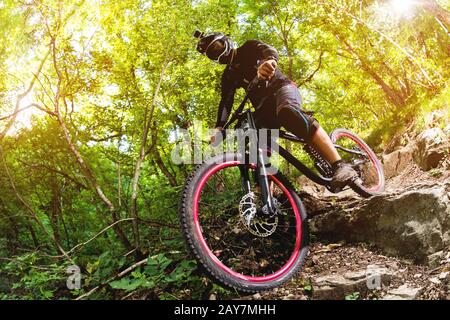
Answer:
[
  {"left": 334, "top": 132, "right": 384, "bottom": 192},
  {"left": 192, "top": 161, "right": 302, "bottom": 283}
]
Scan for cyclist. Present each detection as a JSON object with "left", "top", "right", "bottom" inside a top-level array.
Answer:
[{"left": 194, "top": 31, "right": 358, "bottom": 189}]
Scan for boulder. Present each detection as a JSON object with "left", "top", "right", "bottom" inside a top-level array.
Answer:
[
  {"left": 426, "top": 250, "right": 445, "bottom": 268},
  {"left": 382, "top": 284, "right": 423, "bottom": 300},
  {"left": 310, "top": 183, "right": 450, "bottom": 265},
  {"left": 414, "top": 128, "right": 449, "bottom": 171},
  {"left": 382, "top": 144, "right": 416, "bottom": 179},
  {"left": 312, "top": 265, "right": 396, "bottom": 300},
  {"left": 381, "top": 127, "right": 449, "bottom": 177}
]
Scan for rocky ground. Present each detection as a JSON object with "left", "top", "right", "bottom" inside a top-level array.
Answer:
[
  {"left": 232, "top": 125, "right": 450, "bottom": 300},
  {"left": 234, "top": 242, "right": 449, "bottom": 300}
]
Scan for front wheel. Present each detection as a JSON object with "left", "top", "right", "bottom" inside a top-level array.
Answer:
[
  {"left": 179, "top": 153, "right": 309, "bottom": 293},
  {"left": 330, "top": 128, "right": 385, "bottom": 197}
]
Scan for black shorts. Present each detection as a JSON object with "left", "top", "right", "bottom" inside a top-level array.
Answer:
[{"left": 253, "top": 83, "right": 319, "bottom": 142}]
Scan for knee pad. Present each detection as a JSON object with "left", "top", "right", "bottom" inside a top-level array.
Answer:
[{"left": 277, "top": 106, "right": 319, "bottom": 142}]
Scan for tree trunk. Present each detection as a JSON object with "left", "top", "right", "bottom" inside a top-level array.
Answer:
[
  {"left": 50, "top": 177, "right": 63, "bottom": 255},
  {"left": 26, "top": 218, "right": 39, "bottom": 248},
  {"left": 57, "top": 114, "right": 132, "bottom": 251},
  {"left": 129, "top": 61, "right": 169, "bottom": 258},
  {"left": 0, "top": 206, "right": 19, "bottom": 254},
  {"left": 0, "top": 145, "right": 73, "bottom": 263},
  {"left": 153, "top": 150, "right": 178, "bottom": 187},
  {"left": 49, "top": 40, "right": 129, "bottom": 250}
]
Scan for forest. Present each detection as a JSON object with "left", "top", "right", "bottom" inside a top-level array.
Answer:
[{"left": 0, "top": 0, "right": 449, "bottom": 300}]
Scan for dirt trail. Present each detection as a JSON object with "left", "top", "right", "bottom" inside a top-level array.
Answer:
[{"left": 234, "top": 242, "right": 449, "bottom": 300}]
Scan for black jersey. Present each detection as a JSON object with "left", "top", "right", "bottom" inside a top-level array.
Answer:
[{"left": 215, "top": 40, "right": 291, "bottom": 128}]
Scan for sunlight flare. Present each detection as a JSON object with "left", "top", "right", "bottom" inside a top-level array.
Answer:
[
  {"left": 390, "top": 0, "right": 416, "bottom": 16},
  {"left": 6, "top": 93, "right": 41, "bottom": 135}
]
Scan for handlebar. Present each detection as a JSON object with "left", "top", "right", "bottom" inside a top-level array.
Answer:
[{"left": 211, "top": 74, "right": 274, "bottom": 147}]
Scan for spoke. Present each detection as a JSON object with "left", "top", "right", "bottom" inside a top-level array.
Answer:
[
  {"left": 196, "top": 164, "right": 302, "bottom": 277},
  {"left": 271, "top": 230, "right": 295, "bottom": 244}
]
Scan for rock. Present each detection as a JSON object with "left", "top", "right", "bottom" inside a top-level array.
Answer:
[
  {"left": 414, "top": 128, "right": 450, "bottom": 171},
  {"left": 424, "top": 110, "right": 449, "bottom": 131},
  {"left": 427, "top": 251, "right": 445, "bottom": 268},
  {"left": 383, "top": 285, "right": 422, "bottom": 300},
  {"left": 283, "top": 293, "right": 295, "bottom": 300},
  {"left": 444, "top": 124, "right": 450, "bottom": 136},
  {"left": 312, "top": 265, "right": 396, "bottom": 300},
  {"left": 382, "top": 144, "right": 416, "bottom": 179},
  {"left": 429, "top": 277, "right": 441, "bottom": 285},
  {"left": 310, "top": 183, "right": 450, "bottom": 265},
  {"left": 382, "top": 127, "right": 449, "bottom": 177},
  {"left": 252, "top": 293, "right": 261, "bottom": 300},
  {"left": 446, "top": 252, "right": 450, "bottom": 263},
  {"left": 209, "top": 294, "right": 217, "bottom": 300},
  {"left": 438, "top": 271, "right": 449, "bottom": 280}
]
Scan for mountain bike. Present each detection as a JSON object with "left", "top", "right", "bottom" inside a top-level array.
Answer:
[{"left": 179, "top": 77, "right": 385, "bottom": 293}]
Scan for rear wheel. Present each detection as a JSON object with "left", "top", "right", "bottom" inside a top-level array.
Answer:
[
  {"left": 330, "top": 128, "right": 385, "bottom": 197},
  {"left": 179, "top": 153, "right": 309, "bottom": 293}
]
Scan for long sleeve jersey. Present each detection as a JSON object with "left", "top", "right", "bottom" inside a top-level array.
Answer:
[{"left": 215, "top": 40, "right": 291, "bottom": 128}]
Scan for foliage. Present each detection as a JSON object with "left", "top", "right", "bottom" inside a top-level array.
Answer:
[
  {"left": 108, "top": 254, "right": 203, "bottom": 299},
  {"left": 0, "top": 252, "right": 69, "bottom": 300},
  {"left": 0, "top": 0, "right": 448, "bottom": 299},
  {"left": 345, "top": 291, "right": 361, "bottom": 300}
]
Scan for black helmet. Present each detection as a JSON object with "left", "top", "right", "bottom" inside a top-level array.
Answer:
[{"left": 194, "top": 30, "right": 234, "bottom": 64}]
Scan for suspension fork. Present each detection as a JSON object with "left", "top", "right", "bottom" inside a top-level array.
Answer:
[
  {"left": 257, "top": 147, "right": 276, "bottom": 215},
  {"left": 239, "top": 164, "right": 252, "bottom": 194},
  {"left": 239, "top": 111, "right": 276, "bottom": 214}
]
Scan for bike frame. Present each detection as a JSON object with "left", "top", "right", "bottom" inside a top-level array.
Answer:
[
  {"left": 237, "top": 109, "right": 332, "bottom": 215},
  {"left": 221, "top": 78, "right": 367, "bottom": 214}
]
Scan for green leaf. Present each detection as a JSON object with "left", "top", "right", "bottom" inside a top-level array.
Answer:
[
  {"left": 109, "top": 278, "right": 147, "bottom": 292},
  {"left": 345, "top": 292, "right": 360, "bottom": 300}
]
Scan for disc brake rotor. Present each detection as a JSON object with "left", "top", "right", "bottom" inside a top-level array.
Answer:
[{"left": 239, "top": 192, "right": 278, "bottom": 237}]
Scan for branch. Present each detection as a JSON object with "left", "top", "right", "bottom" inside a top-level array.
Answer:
[
  {"left": 89, "top": 133, "right": 122, "bottom": 142},
  {"left": 32, "top": 71, "right": 56, "bottom": 106},
  {"left": 298, "top": 51, "right": 324, "bottom": 86},
  {"left": 319, "top": 1, "right": 441, "bottom": 86},
  {"left": 75, "top": 257, "right": 148, "bottom": 300},
  {"left": 66, "top": 218, "right": 134, "bottom": 256},
  {"left": 0, "top": 49, "right": 50, "bottom": 141},
  {"left": 16, "top": 159, "right": 88, "bottom": 190},
  {"left": 0, "top": 103, "right": 57, "bottom": 121},
  {"left": 51, "top": 38, "right": 62, "bottom": 113},
  {"left": 129, "top": 60, "right": 170, "bottom": 253},
  {"left": 137, "top": 217, "right": 179, "bottom": 229}
]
